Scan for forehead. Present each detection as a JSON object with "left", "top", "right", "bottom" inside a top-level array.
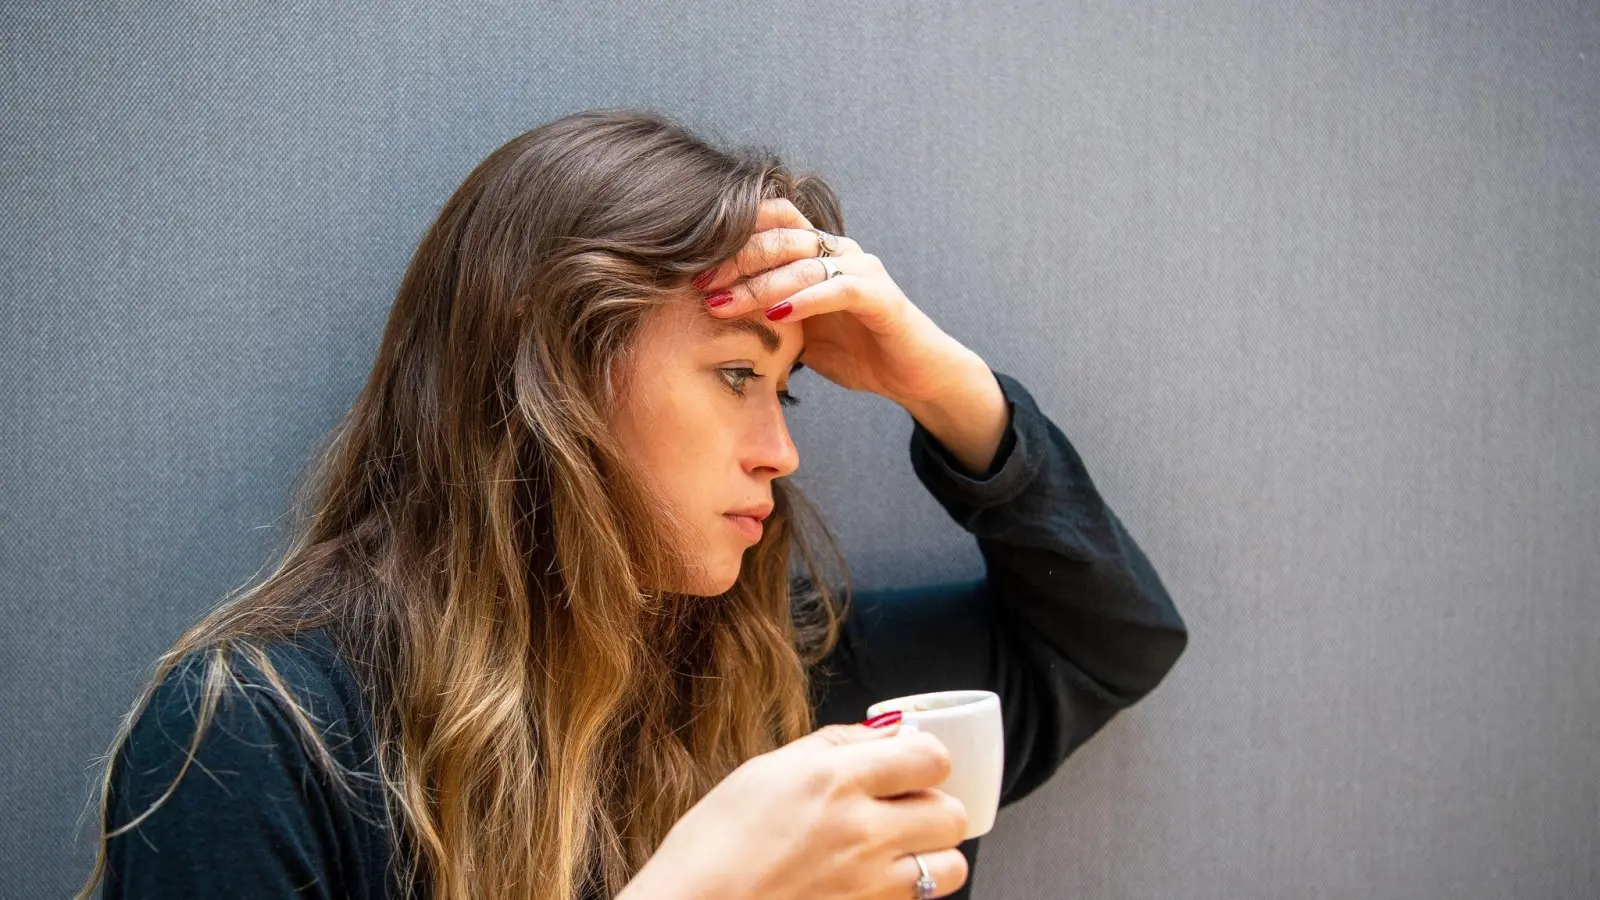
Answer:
[
  {"left": 699, "top": 313, "right": 781, "bottom": 352},
  {"left": 689, "top": 305, "right": 804, "bottom": 364}
]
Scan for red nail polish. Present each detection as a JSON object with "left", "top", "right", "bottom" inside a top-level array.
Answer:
[
  {"left": 764, "top": 301, "right": 792, "bottom": 321},
  {"left": 861, "top": 710, "right": 902, "bottom": 728},
  {"left": 692, "top": 268, "right": 717, "bottom": 290},
  {"left": 704, "top": 290, "right": 734, "bottom": 308}
]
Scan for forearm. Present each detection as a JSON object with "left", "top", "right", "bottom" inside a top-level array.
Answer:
[
  {"left": 900, "top": 354, "right": 1010, "bottom": 477},
  {"left": 901, "top": 367, "right": 1188, "bottom": 804}
]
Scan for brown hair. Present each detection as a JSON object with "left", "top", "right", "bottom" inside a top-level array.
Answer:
[{"left": 75, "top": 108, "right": 854, "bottom": 900}]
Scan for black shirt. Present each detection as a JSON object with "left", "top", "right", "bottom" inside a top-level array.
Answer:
[{"left": 101, "top": 369, "right": 1189, "bottom": 899}]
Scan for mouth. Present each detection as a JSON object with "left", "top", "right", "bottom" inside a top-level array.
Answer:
[
  {"left": 725, "top": 503, "right": 773, "bottom": 520},
  {"left": 723, "top": 513, "right": 764, "bottom": 542}
]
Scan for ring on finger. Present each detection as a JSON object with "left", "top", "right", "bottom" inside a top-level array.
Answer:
[
  {"left": 810, "top": 226, "right": 841, "bottom": 258},
  {"left": 817, "top": 258, "right": 844, "bottom": 280},
  {"left": 911, "top": 852, "right": 938, "bottom": 899}
]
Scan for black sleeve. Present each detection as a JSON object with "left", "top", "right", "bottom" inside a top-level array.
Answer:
[
  {"left": 809, "top": 368, "right": 1189, "bottom": 808},
  {"left": 101, "top": 652, "right": 348, "bottom": 899}
]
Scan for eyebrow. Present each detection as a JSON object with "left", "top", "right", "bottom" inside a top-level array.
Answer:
[{"left": 703, "top": 314, "right": 807, "bottom": 373}]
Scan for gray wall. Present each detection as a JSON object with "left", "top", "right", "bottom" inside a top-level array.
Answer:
[{"left": 3, "top": 2, "right": 1596, "bottom": 898}]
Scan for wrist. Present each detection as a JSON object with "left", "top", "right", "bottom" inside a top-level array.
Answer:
[{"left": 902, "top": 356, "right": 1009, "bottom": 476}]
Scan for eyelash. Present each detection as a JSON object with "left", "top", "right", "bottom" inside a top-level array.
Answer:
[{"left": 721, "top": 367, "right": 802, "bottom": 407}]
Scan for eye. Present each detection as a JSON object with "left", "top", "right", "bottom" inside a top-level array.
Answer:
[{"left": 720, "top": 367, "right": 802, "bottom": 407}]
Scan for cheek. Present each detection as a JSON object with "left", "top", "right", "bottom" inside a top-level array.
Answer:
[
  {"left": 614, "top": 373, "right": 698, "bottom": 453},
  {"left": 614, "top": 369, "right": 738, "bottom": 505},
  {"left": 631, "top": 404, "right": 723, "bottom": 491}
]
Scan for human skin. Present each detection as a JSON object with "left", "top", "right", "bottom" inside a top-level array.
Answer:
[
  {"left": 609, "top": 198, "right": 1009, "bottom": 596},
  {"left": 607, "top": 289, "right": 807, "bottom": 595}
]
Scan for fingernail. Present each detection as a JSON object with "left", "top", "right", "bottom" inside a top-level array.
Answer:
[
  {"left": 861, "top": 710, "right": 902, "bottom": 729},
  {"left": 692, "top": 267, "right": 717, "bottom": 290},
  {"left": 764, "top": 301, "right": 792, "bottom": 321},
  {"left": 704, "top": 290, "right": 734, "bottom": 308}
]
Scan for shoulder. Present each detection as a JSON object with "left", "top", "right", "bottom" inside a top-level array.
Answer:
[
  {"left": 112, "top": 627, "right": 375, "bottom": 822},
  {"left": 103, "top": 630, "right": 393, "bottom": 894},
  {"left": 135, "top": 626, "right": 363, "bottom": 746}
]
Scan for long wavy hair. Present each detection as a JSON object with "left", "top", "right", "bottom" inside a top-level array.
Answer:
[{"left": 75, "top": 108, "right": 854, "bottom": 900}]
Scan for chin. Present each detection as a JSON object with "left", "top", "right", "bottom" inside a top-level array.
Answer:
[
  {"left": 708, "top": 566, "right": 742, "bottom": 596},
  {"left": 677, "top": 558, "right": 742, "bottom": 597}
]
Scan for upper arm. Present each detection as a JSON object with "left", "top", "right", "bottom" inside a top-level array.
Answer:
[
  {"left": 809, "top": 368, "right": 1189, "bottom": 811},
  {"left": 102, "top": 659, "right": 346, "bottom": 899}
]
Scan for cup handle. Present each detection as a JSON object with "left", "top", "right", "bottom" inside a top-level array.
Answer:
[{"left": 896, "top": 716, "right": 920, "bottom": 735}]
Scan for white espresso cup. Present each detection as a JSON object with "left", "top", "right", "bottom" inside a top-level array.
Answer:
[{"left": 865, "top": 689, "right": 1004, "bottom": 839}]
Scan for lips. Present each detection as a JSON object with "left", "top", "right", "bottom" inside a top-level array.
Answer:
[
  {"left": 725, "top": 503, "right": 773, "bottom": 521},
  {"left": 723, "top": 512, "right": 765, "bottom": 542}
]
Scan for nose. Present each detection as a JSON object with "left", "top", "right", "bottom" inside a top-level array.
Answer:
[{"left": 745, "top": 402, "right": 800, "bottom": 478}]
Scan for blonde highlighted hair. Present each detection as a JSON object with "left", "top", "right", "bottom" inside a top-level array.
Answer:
[{"left": 76, "top": 108, "right": 854, "bottom": 900}]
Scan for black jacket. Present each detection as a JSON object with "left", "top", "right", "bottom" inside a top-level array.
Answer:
[{"left": 101, "top": 369, "right": 1188, "bottom": 899}]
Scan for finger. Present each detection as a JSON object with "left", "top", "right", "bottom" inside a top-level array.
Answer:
[
  {"left": 754, "top": 197, "right": 813, "bottom": 232},
  {"left": 694, "top": 200, "right": 862, "bottom": 292},
  {"left": 730, "top": 227, "right": 838, "bottom": 285},
  {"left": 698, "top": 227, "right": 864, "bottom": 296},
  {"left": 834, "top": 729, "right": 953, "bottom": 800},
  {"left": 692, "top": 199, "right": 812, "bottom": 292},
  {"left": 757, "top": 258, "right": 904, "bottom": 333},
  {"left": 752, "top": 196, "right": 862, "bottom": 256},
  {"left": 889, "top": 847, "right": 970, "bottom": 899},
  {"left": 782, "top": 721, "right": 904, "bottom": 757},
  {"left": 700, "top": 250, "right": 844, "bottom": 318},
  {"left": 708, "top": 250, "right": 889, "bottom": 323},
  {"left": 691, "top": 225, "right": 805, "bottom": 294},
  {"left": 869, "top": 788, "right": 970, "bottom": 857},
  {"left": 752, "top": 198, "right": 863, "bottom": 256},
  {"left": 756, "top": 201, "right": 863, "bottom": 259}
]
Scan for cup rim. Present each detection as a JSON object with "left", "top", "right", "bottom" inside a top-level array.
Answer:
[{"left": 867, "top": 689, "right": 999, "bottom": 720}]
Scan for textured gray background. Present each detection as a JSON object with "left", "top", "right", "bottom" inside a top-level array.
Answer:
[{"left": 3, "top": 2, "right": 1597, "bottom": 898}]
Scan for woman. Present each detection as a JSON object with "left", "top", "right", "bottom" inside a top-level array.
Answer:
[{"left": 77, "top": 109, "right": 1187, "bottom": 900}]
